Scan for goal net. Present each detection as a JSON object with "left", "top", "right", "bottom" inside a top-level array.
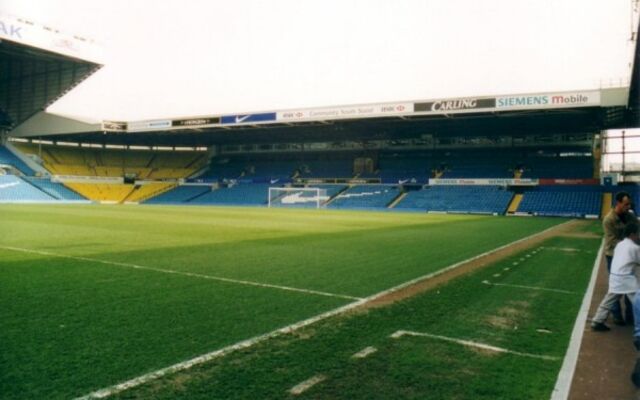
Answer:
[{"left": 268, "top": 187, "right": 329, "bottom": 208}]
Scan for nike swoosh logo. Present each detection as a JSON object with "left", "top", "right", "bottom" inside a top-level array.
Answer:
[{"left": 235, "top": 115, "right": 251, "bottom": 123}]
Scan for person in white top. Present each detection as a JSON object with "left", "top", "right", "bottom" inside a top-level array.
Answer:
[{"left": 591, "top": 222, "right": 640, "bottom": 331}]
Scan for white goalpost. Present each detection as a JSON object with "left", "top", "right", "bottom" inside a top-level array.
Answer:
[{"left": 268, "top": 187, "right": 329, "bottom": 208}]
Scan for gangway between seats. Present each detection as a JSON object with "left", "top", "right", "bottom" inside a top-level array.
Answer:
[
  {"left": 601, "top": 192, "right": 612, "bottom": 218},
  {"left": 388, "top": 192, "right": 407, "bottom": 208},
  {"left": 507, "top": 193, "right": 523, "bottom": 214}
]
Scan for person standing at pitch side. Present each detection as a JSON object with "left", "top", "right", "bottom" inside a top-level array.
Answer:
[{"left": 602, "top": 191, "right": 638, "bottom": 326}]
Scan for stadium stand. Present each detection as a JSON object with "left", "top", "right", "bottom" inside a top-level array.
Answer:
[
  {"left": 439, "top": 152, "right": 515, "bottom": 178},
  {"left": 64, "top": 183, "right": 135, "bottom": 203},
  {"left": 312, "top": 184, "right": 348, "bottom": 198},
  {"left": 297, "top": 159, "right": 353, "bottom": 178},
  {"left": 4, "top": 142, "right": 601, "bottom": 213},
  {"left": 328, "top": 185, "right": 401, "bottom": 209},
  {"left": 245, "top": 160, "right": 296, "bottom": 181},
  {"left": 519, "top": 150, "right": 593, "bottom": 179},
  {"left": 0, "top": 145, "right": 34, "bottom": 175},
  {"left": 22, "top": 177, "right": 86, "bottom": 201},
  {"left": 395, "top": 185, "right": 513, "bottom": 214},
  {"left": 144, "top": 185, "right": 212, "bottom": 204},
  {"left": 198, "top": 159, "right": 248, "bottom": 181},
  {"left": 123, "top": 183, "right": 176, "bottom": 203},
  {"left": 190, "top": 183, "right": 272, "bottom": 206},
  {"left": 377, "top": 154, "right": 434, "bottom": 183},
  {"left": 516, "top": 185, "right": 602, "bottom": 217},
  {"left": 14, "top": 143, "right": 208, "bottom": 180},
  {"left": 0, "top": 175, "right": 54, "bottom": 202}
]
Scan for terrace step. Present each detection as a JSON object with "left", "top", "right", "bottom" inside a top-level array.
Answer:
[
  {"left": 507, "top": 193, "right": 523, "bottom": 214},
  {"left": 601, "top": 192, "right": 612, "bottom": 218},
  {"left": 388, "top": 192, "right": 407, "bottom": 209}
]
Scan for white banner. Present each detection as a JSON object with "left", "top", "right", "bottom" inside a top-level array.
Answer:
[
  {"left": 0, "top": 13, "right": 102, "bottom": 63},
  {"left": 277, "top": 102, "right": 413, "bottom": 122},
  {"left": 52, "top": 175, "right": 124, "bottom": 184},
  {"left": 127, "top": 120, "right": 172, "bottom": 132},
  {"left": 496, "top": 91, "right": 600, "bottom": 110},
  {"left": 429, "top": 178, "right": 539, "bottom": 186}
]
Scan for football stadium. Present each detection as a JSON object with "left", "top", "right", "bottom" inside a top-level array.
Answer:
[{"left": 1, "top": 2, "right": 640, "bottom": 399}]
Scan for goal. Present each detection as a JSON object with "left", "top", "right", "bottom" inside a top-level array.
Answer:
[{"left": 268, "top": 187, "right": 329, "bottom": 208}]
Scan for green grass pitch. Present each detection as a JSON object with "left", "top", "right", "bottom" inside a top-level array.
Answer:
[{"left": 0, "top": 204, "right": 596, "bottom": 399}]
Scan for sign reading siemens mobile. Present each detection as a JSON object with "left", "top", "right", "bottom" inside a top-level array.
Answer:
[
  {"left": 221, "top": 113, "right": 277, "bottom": 125},
  {"left": 415, "top": 98, "right": 496, "bottom": 113},
  {"left": 496, "top": 91, "right": 600, "bottom": 110}
]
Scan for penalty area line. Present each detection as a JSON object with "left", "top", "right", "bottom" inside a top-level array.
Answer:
[
  {"left": 72, "top": 220, "right": 572, "bottom": 399},
  {"left": 482, "top": 280, "right": 577, "bottom": 294},
  {"left": 0, "top": 245, "right": 362, "bottom": 301},
  {"left": 390, "top": 330, "right": 560, "bottom": 361}
]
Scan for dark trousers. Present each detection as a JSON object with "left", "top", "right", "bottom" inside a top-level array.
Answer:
[{"left": 606, "top": 255, "right": 634, "bottom": 322}]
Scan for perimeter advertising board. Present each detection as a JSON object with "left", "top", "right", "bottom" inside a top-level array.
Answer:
[
  {"left": 113, "top": 90, "right": 604, "bottom": 132},
  {"left": 496, "top": 91, "right": 600, "bottom": 111},
  {"left": 429, "top": 178, "right": 539, "bottom": 186},
  {"left": 413, "top": 91, "right": 600, "bottom": 117},
  {"left": 276, "top": 102, "right": 413, "bottom": 122}
]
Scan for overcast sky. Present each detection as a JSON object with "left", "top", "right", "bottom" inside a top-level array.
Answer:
[{"left": 2, "top": 0, "right": 637, "bottom": 122}]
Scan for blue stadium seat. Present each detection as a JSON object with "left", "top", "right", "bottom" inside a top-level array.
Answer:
[
  {"left": 22, "top": 177, "right": 86, "bottom": 201},
  {"left": 395, "top": 185, "right": 512, "bottom": 214},
  {"left": 0, "top": 175, "right": 55, "bottom": 202},
  {"left": 517, "top": 185, "right": 601, "bottom": 217},
  {"left": 0, "top": 146, "right": 34, "bottom": 175},
  {"left": 145, "top": 185, "right": 212, "bottom": 204},
  {"left": 328, "top": 185, "right": 400, "bottom": 209}
]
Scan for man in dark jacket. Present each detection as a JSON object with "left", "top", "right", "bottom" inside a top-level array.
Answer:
[{"left": 603, "top": 191, "right": 638, "bottom": 324}]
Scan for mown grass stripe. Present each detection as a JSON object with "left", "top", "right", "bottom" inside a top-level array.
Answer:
[{"left": 0, "top": 245, "right": 362, "bottom": 301}]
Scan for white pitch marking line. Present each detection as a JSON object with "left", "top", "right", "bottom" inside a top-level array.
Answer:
[
  {"left": 352, "top": 346, "right": 377, "bottom": 359},
  {"left": 493, "top": 273, "right": 501, "bottom": 278},
  {"left": 482, "top": 280, "right": 576, "bottom": 294},
  {"left": 289, "top": 374, "right": 326, "bottom": 395},
  {"left": 390, "top": 330, "right": 559, "bottom": 361},
  {"left": 545, "top": 247, "right": 582, "bottom": 253},
  {"left": 550, "top": 241, "right": 604, "bottom": 400},
  {"left": 71, "top": 220, "right": 573, "bottom": 400},
  {"left": 0, "top": 245, "right": 362, "bottom": 301},
  {"left": 503, "top": 267, "right": 510, "bottom": 271}
]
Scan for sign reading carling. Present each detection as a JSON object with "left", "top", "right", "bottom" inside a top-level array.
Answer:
[
  {"left": 414, "top": 98, "right": 496, "bottom": 113},
  {"left": 413, "top": 91, "right": 600, "bottom": 116}
]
